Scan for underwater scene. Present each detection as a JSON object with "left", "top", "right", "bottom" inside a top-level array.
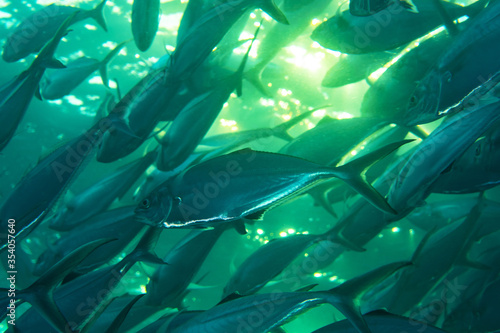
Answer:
[{"left": 1, "top": 0, "right": 500, "bottom": 331}]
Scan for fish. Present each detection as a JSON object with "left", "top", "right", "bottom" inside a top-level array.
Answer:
[
  {"left": 244, "top": 0, "right": 331, "bottom": 94},
  {"left": 430, "top": 126, "right": 500, "bottom": 194},
  {"left": 168, "top": 261, "right": 409, "bottom": 333},
  {"left": 34, "top": 206, "right": 143, "bottom": 276},
  {"left": 135, "top": 141, "right": 410, "bottom": 229},
  {"left": 169, "top": 0, "right": 288, "bottom": 80},
  {"left": 279, "top": 116, "right": 388, "bottom": 165},
  {"left": 15, "top": 228, "right": 163, "bottom": 332},
  {"left": 40, "top": 40, "right": 128, "bottom": 100},
  {"left": 360, "top": 31, "right": 452, "bottom": 124},
  {"left": 370, "top": 197, "right": 484, "bottom": 315},
  {"left": 156, "top": 31, "right": 257, "bottom": 171},
  {"left": 311, "top": 0, "right": 486, "bottom": 54},
  {"left": 0, "top": 12, "right": 74, "bottom": 152},
  {"left": 96, "top": 67, "right": 181, "bottom": 163},
  {"left": 222, "top": 233, "right": 329, "bottom": 299},
  {"left": 2, "top": 0, "right": 108, "bottom": 62},
  {"left": 131, "top": 0, "right": 160, "bottom": 52},
  {"left": 405, "top": 0, "right": 500, "bottom": 125},
  {"left": 387, "top": 98, "right": 500, "bottom": 221},
  {"left": 322, "top": 50, "right": 399, "bottom": 88},
  {"left": 1, "top": 238, "right": 113, "bottom": 332},
  {"left": 312, "top": 310, "right": 447, "bottom": 332},
  {"left": 0, "top": 119, "right": 110, "bottom": 251},
  {"left": 143, "top": 228, "right": 225, "bottom": 307},
  {"left": 50, "top": 150, "right": 157, "bottom": 229}
]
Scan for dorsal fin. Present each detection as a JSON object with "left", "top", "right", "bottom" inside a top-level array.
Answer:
[{"left": 217, "top": 292, "right": 243, "bottom": 305}]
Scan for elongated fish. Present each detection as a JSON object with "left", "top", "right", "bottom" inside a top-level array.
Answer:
[
  {"left": 157, "top": 30, "right": 257, "bottom": 171},
  {"left": 0, "top": 13, "right": 74, "bottom": 152},
  {"left": 322, "top": 50, "right": 398, "bottom": 88},
  {"left": 51, "top": 150, "right": 157, "bottom": 229},
  {"left": 135, "top": 141, "right": 410, "bottom": 229},
  {"left": 311, "top": 0, "right": 485, "bottom": 54},
  {"left": 169, "top": 0, "right": 288, "bottom": 80},
  {"left": 360, "top": 31, "right": 452, "bottom": 124},
  {"left": 143, "top": 228, "right": 225, "bottom": 307},
  {"left": 387, "top": 98, "right": 500, "bottom": 220},
  {"left": 0, "top": 239, "right": 112, "bottom": 332},
  {"left": 132, "top": 0, "right": 160, "bottom": 52},
  {"left": 405, "top": 0, "right": 500, "bottom": 125},
  {"left": 34, "top": 206, "right": 142, "bottom": 276},
  {"left": 40, "top": 40, "right": 128, "bottom": 100},
  {"left": 2, "top": 0, "right": 108, "bottom": 62},
  {"left": 0, "top": 116, "right": 114, "bottom": 251},
  {"left": 431, "top": 126, "right": 500, "bottom": 194},
  {"left": 312, "top": 310, "right": 447, "bottom": 332},
  {"left": 169, "top": 261, "right": 408, "bottom": 333},
  {"left": 97, "top": 67, "right": 181, "bottom": 162},
  {"left": 222, "top": 233, "right": 327, "bottom": 299}
]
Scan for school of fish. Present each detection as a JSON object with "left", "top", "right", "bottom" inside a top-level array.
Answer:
[{"left": 0, "top": 0, "right": 499, "bottom": 332}]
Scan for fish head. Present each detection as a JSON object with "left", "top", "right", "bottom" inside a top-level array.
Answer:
[
  {"left": 403, "top": 70, "right": 443, "bottom": 126},
  {"left": 1, "top": 39, "right": 21, "bottom": 63},
  {"left": 134, "top": 187, "right": 173, "bottom": 227}
]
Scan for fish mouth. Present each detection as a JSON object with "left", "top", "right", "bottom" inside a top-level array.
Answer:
[{"left": 134, "top": 214, "right": 156, "bottom": 226}]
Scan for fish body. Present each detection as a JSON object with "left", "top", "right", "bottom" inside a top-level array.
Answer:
[
  {"left": 405, "top": 0, "right": 500, "bottom": 125},
  {"left": 132, "top": 0, "right": 160, "bottom": 51},
  {"left": 135, "top": 143, "right": 404, "bottom": 228},
  {"left": 143, "top": 228, "right": 225, "bottom": 307},
  {"left": 0, "top": 13, "right": 74, "bottom": 151},
  {"left": 51, "top": 150, "right": 157, "bottom": 228},
  {"left": 40, "top": 40, "right": 127, "bottom": 100},
  {"left": 311, "top": 0, "right": 485, "bottom": 54},
  {"left": 34, "top": 206, "right": 140, "bottom": 275},
  {"left": 171, "top": 261, "right": 407, "bottom": 333},
  {"left": 360, "top": 32, "right": 451, "bottom": 123},
  {"left": 97, "top": 69, "right": 180, "bottom": 162},
  {"left": 222, "top": 233, "right": 323, "bottom": 298},
  {"left": 431, "top": 126, "right": 500, "bottom": 194},
  {"left": 312, "top": 310, "right": 447, "bottom": 332},
  {"left": 387, "top": 99, "right": 500, "bottom": 220},
  {"left": 322, "top": 51, "right": 397, "bottom": 88},
  {"left": 0, "top": 122, "right": 105, "bottom": 250},
  {"left": 2, "top": 0, "right": 108, "bottom": 62}
]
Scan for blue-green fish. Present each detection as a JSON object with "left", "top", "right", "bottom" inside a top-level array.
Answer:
[
  {"left": 132, "top": 0, "right": 160, "bottom": 52},
  {"left": 2, "top": 0, "right": 108, "bottom": 62}
]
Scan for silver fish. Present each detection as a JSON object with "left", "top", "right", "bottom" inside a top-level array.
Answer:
[{"left": 2, "top": 0, "right": 108, "bottom": 62}]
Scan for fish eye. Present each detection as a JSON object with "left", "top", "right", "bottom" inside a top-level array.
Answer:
[
  {"left": 409, "top": 95, "right": 417, "bottom": 106},
  {"left": 141, "top": 199, "right": 151, "bottom": 209}
]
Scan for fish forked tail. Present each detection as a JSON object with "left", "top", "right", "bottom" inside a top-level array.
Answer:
[
  {"left": 331, "top": 139, "right": 414, "bottom": 215},
  {"left": 1, "top": 238, "right": 114, "bottom": 332},
  {"left": 256, "top": 0, "right": 289, "bottom": 25},
  {"left": 99, "top": 40, "right": 130, "bottom": 88},
  {"left": 325, "top": 261, "right": 411, "bottom": 333},
  {"left": 90, "top": 0, "right": 109, "bottom": 32}
]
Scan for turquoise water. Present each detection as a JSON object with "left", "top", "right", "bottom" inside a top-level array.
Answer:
[{"left": 1, "top": 0, "right": 500, "bottom": 332}]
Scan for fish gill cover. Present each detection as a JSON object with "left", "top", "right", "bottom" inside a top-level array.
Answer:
[{"left": 0, "top": 0, "right": 499, "bottom": 332}]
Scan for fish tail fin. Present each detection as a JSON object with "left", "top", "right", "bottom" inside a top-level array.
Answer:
[
  {"left": 332, "top": 140, "right": 413, "bottom": 214},
  {"left": 99, "top": 40, "right": 129, "bottom": 88},
  {"left": 271, "top": 106, "right": 331, "bottom": 141},
  {"left": 244, "top": 67, "right": 272, "bottom": 97},
  {"left": 257, "top": 0, "right": 289, "bottom": 25},
  {"left": 19, "top": 238, "right": 114, "bottom": 332},
  {"left": 90, "top": 0, "right": 108, "bottom": 32},
  {"left": 326, "top": 261, "right": 411, "bottom": 333},
  {"left": 233, "top": 23, "right": 262, "bottom": 97},
  {"left": 32, "top": 12, "right": 77, "bottom": 70}
]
